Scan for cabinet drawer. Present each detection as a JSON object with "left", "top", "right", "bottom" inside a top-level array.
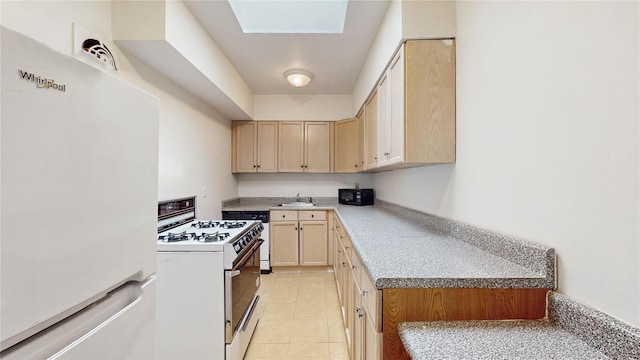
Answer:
[
  {"left": 298, "top": 210, "right": 326, "bottom": 221},
  {"left": 361, "top": 271, "right": 382, "bottom": 332},
  {"left": 271, "top": 210, "right": 298, "bottom": 221}
]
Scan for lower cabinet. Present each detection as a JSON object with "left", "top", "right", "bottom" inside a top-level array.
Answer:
[
  {"left": 270, "top": 210, "right": 328, "bottom": 266},
  {"left": 299, "top": 220, "right": 328, "bottom": 265},
  {"left": 364, "top": 307, "right": 382, "bottom": 360},
  {"left": 270, "top": 220, "right": 299, "bottom": 266},
  {"left": 353, "top": 272, "right": 365, "bottom": 360},
  {"left": 333, "top": 214, "right": 383, "bottom": 360}
]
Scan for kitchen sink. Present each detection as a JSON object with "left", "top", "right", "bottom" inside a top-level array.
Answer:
[{"left": 278, "top": 202, "right": 316, "bottom": 207}]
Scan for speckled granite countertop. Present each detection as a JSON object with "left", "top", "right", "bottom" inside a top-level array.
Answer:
[
  {"left": 398, "top": 320, "right": 610, "bottom": 360},
  {"left": 398, "top": 292, "right": 640, "bottom": 360},
  {"left": 334, "top": 203, "right": 553, "bottom": 289},
  {"left": 222, "top": 198, "right": 555, "bottom": 290}
]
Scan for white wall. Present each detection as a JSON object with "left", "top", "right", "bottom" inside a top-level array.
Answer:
[
  {"left": 401, "top": 0, "right": 457, "bottom": 41},
  {"left": 352, "top": 0, "right": 402, "bottom": 113},
  {"left": 0, "top": 0, "right": 238, "bottom": 219},
  {"left": 164, "top": 0, "right": 254, "bottom": 118},
  {"left": 375, "top": 1, "right": 640, "bottom": 326},
  {"left": 254, "top": 95, "right": 353, "bottom": 121},
  {"left": 238, "top": 173, "right": 373, "bottom": 198}
]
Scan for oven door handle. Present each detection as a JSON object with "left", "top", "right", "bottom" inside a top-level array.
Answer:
[
  {"left": 231, "top": 239, "right": 264, "bottom": 271},
  {"left": 239, "top": 295, "right": 260, "bottom": 332}
]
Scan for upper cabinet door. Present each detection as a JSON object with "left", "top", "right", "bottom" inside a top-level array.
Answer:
[
  {"left": 278, "top": 121, "right": 305, "bottom": 172},
  {"left": 256, "top": 121, "right": 278, "bottom": 172},
  {"left": 377, "top": 72, "right": 390, "bottom": 167},
  {"left": 335, "top": 118, "right": 359, "bottom": 173},
  {"left": 233, "top": 121, "right": 257, "bottom": 173},
  {"left": 378, "top": 47, "right": 405, "bottom": 168},
  {"left": 404, "top": 39, "right": 456, "bottom": 163},
  {"left": 305, "top": 122, "right": 332, "bottom": 173},
  {"left": 357, "top": 110, "right": 365, "bottom": 171},
  {"left": 364, "top": 89, "right": 379, "bottom": 170},
  {"left": 388, "top": 48, "right": 405, "bottom": 166}
]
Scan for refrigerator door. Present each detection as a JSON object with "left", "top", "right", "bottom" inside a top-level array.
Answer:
[
  {"left": 0, "top": 26, "right": 160, "bottom": 350},
  {"left": 0, "top": 277, "right": 156, "bottom": 360}
]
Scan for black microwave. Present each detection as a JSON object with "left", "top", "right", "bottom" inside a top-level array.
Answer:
[{"left": 339, "top": 188, "right": 374, "bottom": 206}]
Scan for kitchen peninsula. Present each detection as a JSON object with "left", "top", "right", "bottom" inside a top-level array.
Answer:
[{"left": 223, "top": 198, "right": 555, "bottom": 359}]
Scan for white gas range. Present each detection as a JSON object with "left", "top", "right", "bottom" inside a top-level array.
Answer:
[
  {"left": 156, "top": 197, "right": 263, "bottom": 360},
  {"left": 157, "top": 219, "right": 264, "bottom": 268}
]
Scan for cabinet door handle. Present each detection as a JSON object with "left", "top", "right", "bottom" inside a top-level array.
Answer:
[
  {"left": 253, "top": 165, "right": 257, "bottom": 168},
  {"left": 352, "top": 265, "right": 357, "bottom": 270},
  {"left": 300, "top": 165, "right": 304, "bottom": 168},
  {"left": 257, "top": 164, "right": 261, "bottom": 168},
  {"left": 342, "top": 262, "right": 346, "bottom": 267},
  {"left": 362, "top": 289, "right": 369, "bottom": 296},
  {"left": 345, "top": 246, "right": 350, "bottom": 250},
  {"left": 311, "top": 214, "right": 314, "bottom": 218},
  {"left": 282, "top": 214, "right": 286, "bottom": 218}
]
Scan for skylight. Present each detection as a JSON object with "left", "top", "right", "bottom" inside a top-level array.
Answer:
[{"left": 228, "top": 0, "right": 348, "bottom": 34}]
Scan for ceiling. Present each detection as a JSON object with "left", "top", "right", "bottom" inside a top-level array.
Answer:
[{"left": 183, "top": 0, "right": 391, "bottom": 95}]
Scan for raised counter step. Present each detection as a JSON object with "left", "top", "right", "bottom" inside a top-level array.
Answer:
[{"left": 398, "top": 292, "right": 640, "bottom": 360}]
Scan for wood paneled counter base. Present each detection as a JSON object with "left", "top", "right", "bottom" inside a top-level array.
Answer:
[{"left": 383, "top": 287, "right": 550, "bottom": 360}]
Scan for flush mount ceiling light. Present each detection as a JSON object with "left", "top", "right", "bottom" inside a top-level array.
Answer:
[
  {"left": 285, "top": 69, "right": 313, "bottom": 88},
  {"left": 228, "top": 0, "right": 348, "bottom": 34}
]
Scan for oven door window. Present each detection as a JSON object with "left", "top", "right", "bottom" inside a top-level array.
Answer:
[{"left": 226, "top": 241, "right": 261, "bottom": 341}]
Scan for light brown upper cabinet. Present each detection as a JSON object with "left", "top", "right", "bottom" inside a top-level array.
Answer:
[
  {"left": 279, "top": 121, "right": 332, "bottom": 173},
  {"left": 232, "top": 121, "right": 278, "bottom": 173},
  {"left": 370, "top": 39, "right": 456, "bottom": 171},
  {"left": 364, "top": 89, "right": 379, "bottom": 171},
  {"left": 334, "top": 117, "right": 359, "bottom": 173},
  {"left": 357, "top": 109, "right": 365, "bottom": 171},
  {"left": 378, "top": 49, "right": 405, "bottom": 167}
]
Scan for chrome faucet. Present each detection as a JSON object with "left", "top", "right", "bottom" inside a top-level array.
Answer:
[{"left": 296, "top": 193, "right": 300, "bottom": 202}]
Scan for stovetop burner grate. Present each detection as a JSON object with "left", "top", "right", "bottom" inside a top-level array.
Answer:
[
  {"left": 191, "top": 221, "right": 218, "bottom": 229},
  {"left": 197, "top": 231, "right": 230, "bottom": 243},
  {"left": 219, "top": 221, "right": 246, "bottom": 229},
  {"left": 158, "top": 231, "right": 197, "bottom": 243}
]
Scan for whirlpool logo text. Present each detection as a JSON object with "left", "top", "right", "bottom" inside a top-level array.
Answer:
[{"left": 18, "top": 69, "right": 66, "bottom": 92}]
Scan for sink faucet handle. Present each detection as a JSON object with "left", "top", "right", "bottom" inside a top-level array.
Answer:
[{"left": 296, "top": 193, "right": 300, "bottom": 201}]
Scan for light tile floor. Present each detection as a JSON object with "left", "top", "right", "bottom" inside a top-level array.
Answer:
[{"left": 244, "top": 269, "right": 349, "bottom": 360}]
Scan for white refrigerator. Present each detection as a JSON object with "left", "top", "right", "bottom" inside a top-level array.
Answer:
[{"left": 0, "top": 26, "right": 160, "bottom": 359}]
